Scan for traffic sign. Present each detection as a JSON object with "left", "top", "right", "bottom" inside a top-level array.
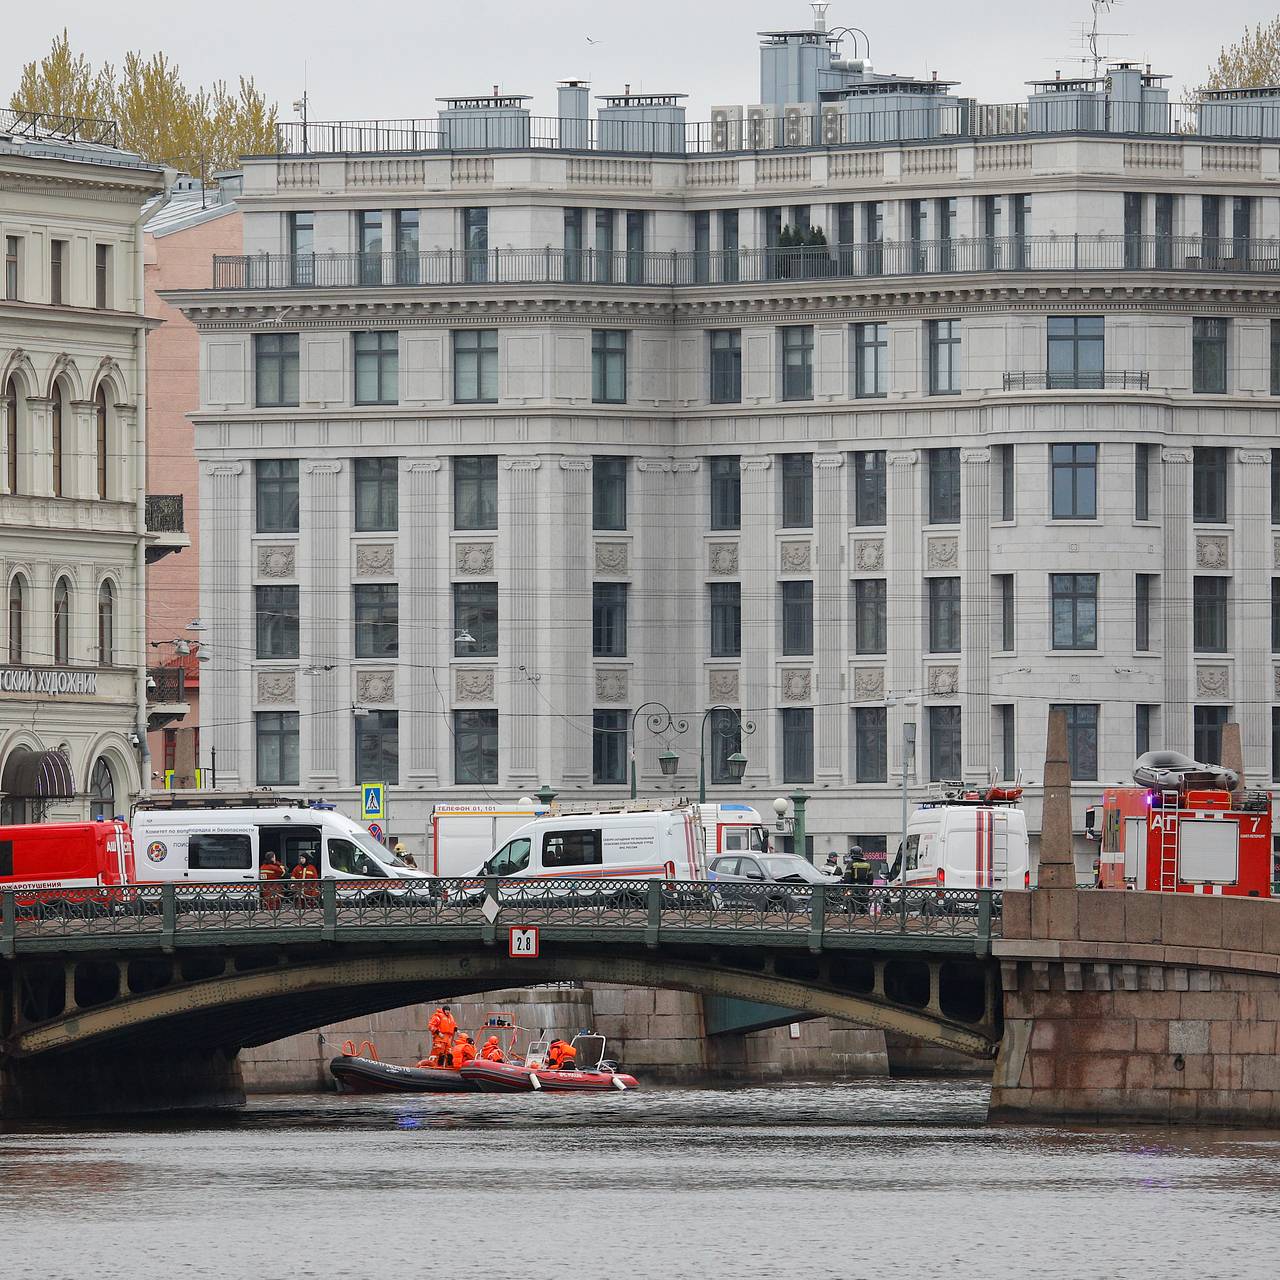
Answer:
[
  {"left": 509, "top": 926, "right": 540, "bottom": 958},
  {"left": 360, "top": 782, "right": 385, "bottom": 822},
  {"left": 367, "top": 822, "right": 384, "bottom": 844}
]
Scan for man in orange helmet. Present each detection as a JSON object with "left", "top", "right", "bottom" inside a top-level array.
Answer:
[
  {"left": 427, "top": 1005, "right": 457, "bottom": 1066},
  {"left": 449, "top": 1031, "right": 477, "bottom": 1070},
  {"left": 480, "top": 1035, "right": 505, "bottom": 1063}
]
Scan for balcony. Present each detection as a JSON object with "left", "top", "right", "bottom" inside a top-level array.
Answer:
[
  {"left": 146, "top": 665, "right": 189, "bottom": 731},
  {"left": 1003, "top": 371, "right": 1151, "bottom": 391},
  {"left": 145, "top": 494, "right": 189, "bottom": 564},
  {"left": 212, "top": 235, "right": 1280, "bottom": 293}
]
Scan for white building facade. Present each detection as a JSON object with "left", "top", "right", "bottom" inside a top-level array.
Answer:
[
  {"left": 172, "top": 22, "right": 1280, "bottom": 868},
  {"left": 0, "top": 115, "right": 171, "bottom": 821}
]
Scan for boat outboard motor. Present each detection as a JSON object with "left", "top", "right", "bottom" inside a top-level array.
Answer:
[{"left": 1133, "top": 750, "right": 1239, "bottom": 793}]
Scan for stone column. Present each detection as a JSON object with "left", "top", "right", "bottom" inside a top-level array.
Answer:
[
  {"left": 402, "top": 459, "right": 442, "bottom": 787},
  {"left": 24, "top": 398, "right": 51, "bottom": 496},
  {"left": 1038, "top": 708, "right": 1075, "bottom": 888},
  {"left": 501, "top": 456, "right": 542, "bottom": 790},
  {"left": 739, "top": 456, "right": 774, "bottom": 788},
  {"left": 814, "top": 452, "right": 845, "bottom": 783},
  {"left": 960, "top": 447, "right": 992, "bottom": 781},
  {"left": 887, "top": 450, "right": 920, "bottom": 777},
  {"left": 1235, "top": 450, "right": 1270, "bottom": 776},
  {"left": 1161, "top": 449, "right": 1193, "bottom": 753},
  {"left": 202, "top": 461, "right": 248, "bottom": 788},
  {"left": 669, "top": 458, "right": 701, "bottom": 756},
  {"left": 303, "top": 460, "right": 344, "bottom": 783},
  {"left": 558, "top": 457, "right": 593, "bottom": 786}
]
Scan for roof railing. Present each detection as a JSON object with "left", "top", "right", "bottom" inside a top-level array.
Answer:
[{"left": 0, "top": 107, "right": 120, "bottom": 148}]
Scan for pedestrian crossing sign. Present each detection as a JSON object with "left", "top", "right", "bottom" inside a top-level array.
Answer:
[{"left": 361, "top": 782, "right": 385, "bottom": 821}]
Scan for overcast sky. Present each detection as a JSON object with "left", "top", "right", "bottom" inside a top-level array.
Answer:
[{"left": 1, "top": 0, "right": 1269, "bottom": 125}]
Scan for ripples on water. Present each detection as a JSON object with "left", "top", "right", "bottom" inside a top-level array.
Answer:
[{"left": 2, "top": 1080, "right": 1279, "bottom": 1280}]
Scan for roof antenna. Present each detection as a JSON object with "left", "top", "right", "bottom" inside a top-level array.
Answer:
[{"left": 811, "top": 2, "right": 830, "bottom": 31}]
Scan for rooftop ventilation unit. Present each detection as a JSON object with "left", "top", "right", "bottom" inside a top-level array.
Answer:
[
  {"left": 710, "top": 105, "right": 743, "bottom": 153},
  {"left": 820, "top": 102, "right": 845, "bottom": 145},
  {"left": 437, "top": 91, "right": 532, "bottom": 150},
  {"left": 745, "top": 105, "right": 777, "bottom": 151},
  {"left": 782, "top": 103, "right": 813, "bottom": 147},
  {"left": 596, "top": 90, "right": 688, "bottom": 154}
]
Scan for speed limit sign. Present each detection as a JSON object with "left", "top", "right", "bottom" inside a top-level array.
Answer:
[{"left": 509, "top": 926, "right": 540, "bottom": 958}]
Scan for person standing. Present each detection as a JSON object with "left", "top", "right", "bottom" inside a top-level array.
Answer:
[
  {"left": 393, "top": 841, "right": 417, "bottom": 869},
  {"left": 427, "top": 1005, "right": 457, "bottom": 1066},
  {"left": 260, "top": 851, "right": 286, "bottom": 910},
  {"left": 291, "top": 852, "right": 320, "bottom": 906}
]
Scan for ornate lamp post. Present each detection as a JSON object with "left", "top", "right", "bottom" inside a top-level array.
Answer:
[
  {"left": 698, "top": 705, "right": 754, "bottom": 805},
  {"left": 629, "top": 702, "right": 688, "bottom": 799}
]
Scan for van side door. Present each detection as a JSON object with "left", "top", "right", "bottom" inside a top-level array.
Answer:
[{"left": 541, "top": 828, "right": 603, "bottom": 876}]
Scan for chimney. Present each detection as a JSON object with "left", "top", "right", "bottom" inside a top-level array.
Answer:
[{"left": 558, "top": 80, "right": 590, "bottom": 149}]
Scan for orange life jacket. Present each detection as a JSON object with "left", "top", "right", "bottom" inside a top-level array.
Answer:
[
  {"left": 481, "top": 1041, "right": 504, "bottom": 1062},
  {"left": 450, "top": 1039, "right": 477, "bottom": 1070},
  {"left": 428, "top": 1009, "right": 457, "bottom": 1038},
  {"left": 260, "top": 863, "right": 285, "bottom": 881},
  {"left": 291, "top": 864, "right": 318, "bottom": 880},
  {"left": 547, "top": 1041, "right": 577, "bottom": 1070}
]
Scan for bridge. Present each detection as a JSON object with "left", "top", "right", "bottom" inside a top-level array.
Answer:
[{"left": 0, "top": 879, "right": 1002, "bottom": 1116}]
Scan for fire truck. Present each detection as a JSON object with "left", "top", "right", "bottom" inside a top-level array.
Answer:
[
  {"left": 1088, "top": 751, "right": 1271, "bottom": 896},
  {"left": 0, "top": 820, "right": 136, "bottom": 907}
]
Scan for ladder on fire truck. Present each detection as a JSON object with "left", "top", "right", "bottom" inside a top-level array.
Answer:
[{"left": 1158, "top": 789, "right": 1180, "bottom": 891}]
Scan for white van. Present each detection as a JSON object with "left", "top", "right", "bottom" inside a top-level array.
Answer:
[
  {"left": 430, "top": 803, "right": 546, "bottom": 876},
  {"left": 889, "top": 801, "right": 1031, "bottom": 891},
  {"left": 468, "top": 808, "right": 707, "bottom": 887},
  {"left": 698, "top": 803, "right": 771, "bottom": 857},
  {"left": 132, "top": 802, "right": 435, "bottom": 896}
]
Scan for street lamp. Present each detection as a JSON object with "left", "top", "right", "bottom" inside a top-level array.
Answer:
[
  {"left": 629, "top": 702, "right": 688, "bottom": 799},
  {"left": 698, "top": 705, "right": 755, "bottom": 805}
]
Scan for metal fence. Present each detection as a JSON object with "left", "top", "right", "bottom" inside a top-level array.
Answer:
[
  {"left": 1003, "top": 370, "right": 1151, "bottom": 391},
  {"left": 146, "top": 666, "right": 185, "bottom": 704},
  {"left": 144, "top": 494, "right": 184, "bottom": 533},
  {"left": 0, "top": 879, "right": 1001, "bottom": 953},
  {"left": 212, "top": 235, "right": 1280, "bottom": 292},
  {"left": 1, "top": 107, "right": 120, "bottom": 147}
]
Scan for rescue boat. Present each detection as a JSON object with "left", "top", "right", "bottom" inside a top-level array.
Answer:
[
  {"left": 328, "top": 1040, "right": 478, "bottom": 1094},
  {"left": 459, "top": 1033, "right": 639, "bottom": 1093}
]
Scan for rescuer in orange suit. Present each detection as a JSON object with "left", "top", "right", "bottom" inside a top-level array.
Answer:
[
  {"left": 428, "top": 1005, "right": 457, "bottom": 1066},
  {"left": 546, "top": 1039, "right": 577, "bottom": 1070},
  {"left": 480, "top": 1035, "right": 505, "bottom": 1063},
  {"left": 449, "top": 1032, "right": 477, "bottom": 1070},
  {"left": 260, "top": 851, "right": 286, "bottom": 910},
  {"left": 291, "top": 853, "right": 320, "bottom": 905}
]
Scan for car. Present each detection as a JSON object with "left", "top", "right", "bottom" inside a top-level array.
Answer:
[{"left": 707, "top": 852, "right": 830, "bottom": 910}]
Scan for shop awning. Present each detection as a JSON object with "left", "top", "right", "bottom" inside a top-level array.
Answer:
[{"left": 1, "top": 748, "right": 77, "bottom": 799}]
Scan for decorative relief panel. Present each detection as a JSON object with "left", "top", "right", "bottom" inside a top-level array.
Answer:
[
  {"left": 1195, "top": 535, "right": 1229, "bottom": 570},
  {"left": 595, "top": 542, "right": 629, "bottom": 574},
  {"left": 852, "top": 667, "right": 885, "bottom": 701},
  {"left": 454, "top": 542, "right": 495, "bottom": 576},
  {"left": 256, "top": 671, "right": 296, "bottom": 705},
  {"left": 928, "top": 666, "right": 960, "bottom": 697},
  {"left": 1272, "top": 536, "right": 1280, "bottom": 571},
  {"left": 355, "top": 544, "right": 395, "bottom": 577},
  {"left": 595, "top": 669, "right": 628, "bottom": 703},
  {"left": 853, "top": 540, "right": 884, "bottom": 572},
  {"left": 708, "top": 543, "right": 739, "bottom": 576},
  {"left": 780, "top": 669, "right": 812, "bottom": 702},
  {"left": 1274, "top": 667, "right": 1280, "bottom": 699},
  {"left": 1196, "top": 665, "right": 1230, "bottom": 698},
  {"left": 926, "top": 537, "right": 959, "bottom": 571},
  {"left": 455, "top": 668, "right": 496, "bottom": 702},
  {"left": 779, "top": 541, "right": 812, "bottom": 574},
  {"left": 355, "top": 670, "right": 395, "bottom": 705},
  {"left": 256, "top": 545, "right": 296, "bottom": 579},
  {"left": 708, "top": 669, "right": 740, "bottom": 702}
]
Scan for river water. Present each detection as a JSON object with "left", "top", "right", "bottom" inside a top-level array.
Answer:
[{"left": 3, "top": 1080, "right": 1279, "bottom": 1280}]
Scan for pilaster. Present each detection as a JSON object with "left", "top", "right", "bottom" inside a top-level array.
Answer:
[
  {"left": 961, "top": 447, "right": 991, "bottom": 780},
  {"left": 500, "top": 456, "right": 543, "bottom": 788},
  {"left": 814, "top": 452, "right": 845, "bottom": 782},
  {"left": 403, "top": 459, "right": 442, "bottom": 787},
  {"left": 887, "top": 449, "right": 920, "bottom": 775},
  {"left": 1162, "top": 448, "right": 1193, "bottom": 753},
  {"left": 303, "top": 460, "right": 344, "bottom": 782},
  {"left": 740, "top": 456, "right": 774, "bottom": 787}
]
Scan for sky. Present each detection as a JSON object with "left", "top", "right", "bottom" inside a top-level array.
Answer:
[{"left": 0, "top": 0, "right": 1270, "bottom": 126}]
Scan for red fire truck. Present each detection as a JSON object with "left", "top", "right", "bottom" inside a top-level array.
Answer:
[
  {"left": 1088, "top": 752, "right": 1271, "bottom": 897},
  {"left": 0, "top": 820, "right": 137, "bottom": 906}
]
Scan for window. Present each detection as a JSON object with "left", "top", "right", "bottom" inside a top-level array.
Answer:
[
  {"left": 89, "top": 757, "right": 115, "bottom": 822},
  {"left": 97, "top": 582, "right": 114, "bottom": 666},
  {"left": 564, "top": 207, "right": 585, "bottom": 283},
  {"left": 354, "top": 458, "right": 398, "bottom": 532},
  {"left": 453, "top": 329, "right": 498, "bottom": 403},
  {"left": 1193, "top": 447, "right": 1228, "bottom": 522},
  {"left": 780, "top": 580, "right": 813, "bottom": 656},
  {"left": 1193, "top": 576, "right": 1228, "bottom": 653},
  {"left": 927, "top": 577, "right": 961, "bottom": 653},
  {"left": 1052, "top": 704, "right": 1099, "bottom": 780},
  {"left": 928, "top": 448, "right": 960, "bottom": 523},
  {"left": 1154, "top": 193, "right": 1174, "bottom": 269},
  {"left": 1012, "top": 194, "right": 1031, "bottom": 268},
  {"left": 189, "top": 834, "right": 253, "bottom": 871},
  {"left": 394, "top": 210, "right": 419, "bottom": 285},
  {"left": 780, "top": 326, "right": 814, "bottom": 401},
  {"left": 1047, "top": 316, "right": 1104, "bottom": 389},
  {"left": 1135, "top": 443, "right": 1152, "bottom": 521},
  {"left": 853, "top": 579, "right": 886, "bottom": 654},
  {"left": 593, "top": 456, "right": 627, "bottom": 530},
  {"left": 592, "top": 583, "right": 628, "bottom": 657},
  {"left": 1123, "top": 192, "right": 1143, "bottom": 267},
  {"left": 854, "top": 707, "right": 887, "bottom": 783},
  {"left": 720, "top": 209, "right": 739, "bottom": 284},
  {"left": 1274, "top": 709, "right": 1280, "bottom": 782},
  {"left": 1136, "top": 704, "right": 1157, "bottom": 758},
  {"left": 595, "top": 209, "right": 615, "bottom": 283},
  {"left": 592, "top": 330, "right": 627, "bottom": 403},
  {"left": 1051, "top": 574, "right": 1098, "bottom": 650},
  {"left": 709, "top": 330, "right": 742, "bottom": 403},
  {"left": 1194, "top": 706, "right": 1229, "bottom": 766},
  {"left": 1192, "top": 318, "right": 1227, "bottom": 394},
  {"left": 3, "top": 378, "right": 16, "bottom": 495},
  {"left": 853, "top": 450, "right": 886, "bottom": 526},
  {"left": 255, "top": 460, "right": 299, "bottom": 533},
  {"left": 1275, "top": 579, "right": 1280, "bottom": 652},
  {"left": 50, "top": 239, "right": 66, "bottom": 304},
  {"left": 53, "top": 578, "right": 70, "bottom": 665},
  {"left": 780, "top": 454, "right": 813, "bottom": 528},
  {"left": 4, "top": 236, "right": 17, "bottom": 300},
  {"left": 709, "top": 713, "right": 744, "bottom": 786},
  {"left": 1272, "top": 320, "right": 1280, "bottom": 396},
  {"left": 94, "top": 244, "right": 110, "bottom": 309},
  {"left": 453, "top": 456, "right": 498, "bottom": 529},
  {"left": 997, "top": 445, "right": 1014, "bottom": 521},
  {"left": 928, "top": 320, "right": 960, "bottom": 394},
  {"left": 710, "top": 456, "right": 741, "bottom": 530},
  {"left": 354, "top": 331, "right": 398, "bottom": 405},
  {"left": 1274, "top": 450, "right": 1280, "bottom": 525},
  {"left": 928, "top": 706, "right": 962, "bottom": 781},
  {"left": 354, "top": 584, "right": 399, "bottom": 658},
  {"left": 356, "top": 710, "right": 399, "bottom": 786},
  {"left": 357, "top": 210, "right": 383, "bottom": 284},
  {"left": 95, "top": 387, "right": 109, "bottom": 500},
  {"left": 254, "top": 333, "right": 300, "bottom": 408},
  {"left": 691, "top": 211, "right": 711, "bottom": 284},
  {"left": 781, "top": 708, "right": 814, "bottom": 784},
  {"left": 1136, "top": 574, "right": 1154, "bottom": 652},
  {"left": 1051, "top": 443, "right": 1098, "bottom": 519},
  {"left": 7, "top": 577, "right": 24, "bottom": 664},
  {"left": 50, "top": 385, "right": 63, "bottom": 498},
  {"left": 543, "top": 829, "right": 605, "bottom": 868},
  {"left": 709, "top": 583, "right": 741, "bottom": 657},
  {"left": 255, "top": 585, "right": 300, "bottom": 659},
  {"left": 256, "top": 712, "right": 299, "bottom": 787},
  {"left": 592, "top": 711, "right": 627, "bottom": 785},
  {"left": 853, "top": 323, "right": 888, "bottom": 398},
  {"left": 995, "top": 574, "right": 1015, "bottom": 651},
  {"left": 625, "top": 210, "right": 646, "bottom": 285},
  {"left": 454, "top": 709, "right": 498, "bottom": 784},
  {"left": 289, "top": 211, "right": 315, "bottom": 285},
  {"left": 454, "top": 582, "right": 498, "bottom": 657},
  {"left": 996, "top": 705, "right": 1015, "bottom": 781}
]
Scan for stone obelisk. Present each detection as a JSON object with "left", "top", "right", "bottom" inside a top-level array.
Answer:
[{"left": 1038, "top": 708, "right": 1076, "bottom": 889}]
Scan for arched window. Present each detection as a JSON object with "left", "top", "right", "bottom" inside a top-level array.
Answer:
[
  {"left": 51, "top": 383, "right": 64, "bottom": 498},
  {"left": 97, "top": 581, "right": 114, "bottom": 666},
  {"left": 3, "top": 378, "right": 16, "bottom": 495},
  {"left": 8, "top": 576, "right": 24, "bottom": 664},
  {"left": 95, "top": 386, "right": 108, "bottom": 500},
  {"left": 53, "top": 577, "right": 70, "bottom": 665},
  {"left": 89, "top": 757, "right": 115, "bottom": 821}
]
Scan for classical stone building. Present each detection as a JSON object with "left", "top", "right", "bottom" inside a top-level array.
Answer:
[
  {"left": 169, "top": 16, "right": 1280, "bottom": 874},
  {"left": 0, "top": 113, "right": 174, "bottom": 821}
]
